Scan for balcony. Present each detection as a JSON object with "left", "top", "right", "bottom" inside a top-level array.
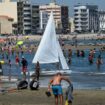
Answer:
[
  {"left": 23, "top": 22, "right": 31, "bottom": 26},
  {"left": 24, "top": 27, "right": 31, "bottom": 30},
  {"left": 24, "top": 17, "right": 31, "bottom": 20},
  {"left": 23, "top": 12, "right": 31, "bottom": 15}
]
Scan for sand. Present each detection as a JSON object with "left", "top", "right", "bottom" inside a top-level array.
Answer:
[{"left": 0, "top": 88, "right": 105, "bottom": 105}]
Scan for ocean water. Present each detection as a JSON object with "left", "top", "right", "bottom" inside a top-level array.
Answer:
[
  {"left": 1, "top": 48, "right": 105, "bottom": 89},
  {"left": 1, "top": 39, "right": 105, "bottom": 89}
]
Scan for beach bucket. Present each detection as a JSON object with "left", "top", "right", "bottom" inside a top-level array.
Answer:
[{"left": 65, "top": 100, "right": 72, "bottom": 105}]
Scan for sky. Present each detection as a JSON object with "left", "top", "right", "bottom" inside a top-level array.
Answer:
[
  {"left": 1, "top": 0, "right": 105, "bottom": 16},
  {"left": 31, "top": 0, "right": 105, "bottom": 16}
]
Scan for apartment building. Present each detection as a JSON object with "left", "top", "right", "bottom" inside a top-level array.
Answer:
[
  {"left": 74, "top": 5, "right": 99, "bottom": 33},
  {"left": 40, "top": 2, "right": 69, "bottom": 34},
  {"left": 0, "top": 15, "right": 14, "bottom": 34},
  {"left": 17, "top": 1, "right": 40, "bottom": 34},
  {"left": 40, "top": 11, "right": 48, "bottom": 32},
  {"left": 99, "top": 10, "right": 105, "bottom": 32},
  {"left": 0, "top": 0, "right": 17, "bottom": 23}
]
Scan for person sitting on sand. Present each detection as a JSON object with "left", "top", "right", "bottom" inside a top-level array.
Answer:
[{"left": 48, "top": 72, "right": 71, "bottom": 105}]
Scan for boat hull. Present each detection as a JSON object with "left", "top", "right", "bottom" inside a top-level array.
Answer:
[{"left": 30, "top": 69, "right": 72, "bottom": 77}]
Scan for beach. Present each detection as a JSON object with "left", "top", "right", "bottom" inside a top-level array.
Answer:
[
  {"left": 0, "top": 34, "right": 105, "bottom": 105},
  {"left": 0, "top": 88, "right": 105, "bottom": 105}
]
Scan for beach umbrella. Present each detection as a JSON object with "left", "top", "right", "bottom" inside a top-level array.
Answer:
[
  {"left": 17, "top": 41, "right": 23, "bottom": 45},
  {"left": 25, "top": 36, "right": 29, "bottom": 39},
  {"left": 0, "top": 39, "right": 5, "bottom": 43},
  {"left": 0, "top": 60, "right": 5, "bottom": 64}
]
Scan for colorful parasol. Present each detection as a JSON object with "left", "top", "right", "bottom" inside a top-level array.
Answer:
[{"left": 17, "top": 41, "right": 23, "bottom": 45}]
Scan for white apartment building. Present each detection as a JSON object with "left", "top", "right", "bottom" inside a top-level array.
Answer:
[
  {"left": 40, "top": 2, "right": 69, "bottom": 34},
  {"left": 40, "top": 11, "right": 48, "bottom": 30},
  {"left": 99, "top": 10, "right": 105, "bottom": 31},
  {"left": 40, "top": 2, "right": 61, "bottom": 28},
  {"left": 74, "top": 5, "right": 99, "bottom": 33}
]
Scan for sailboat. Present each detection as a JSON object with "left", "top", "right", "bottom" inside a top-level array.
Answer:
[{"left": 32, "top": 12, "right": 72, "bottom": 76}]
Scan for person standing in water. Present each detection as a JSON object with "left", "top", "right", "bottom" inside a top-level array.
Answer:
[
  {"left": 48, "top": 72, "right": 71, "bottom": 105},
  {"left": 21, "top": 57, "right": 28, "bottom": 80},
  {"left": 35, "top": 61, "right": 40, "bottom": 81},
  {"left": 96, "top": 55, "right": 103, "bottom": 70}
]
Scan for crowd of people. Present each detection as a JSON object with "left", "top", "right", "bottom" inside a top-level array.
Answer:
[
  {"left": 0, "top": 37, "right": 104, "bottom": 80},
  {"left": 66, "top": 48, "right": 103, "bottom": 70}
]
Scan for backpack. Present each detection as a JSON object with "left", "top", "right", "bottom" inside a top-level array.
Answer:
[
  {"left": 17, "top": 80, "right": 28, "bottom": 90},
  {"left": 29, "top": 79, "right": 39, "bottom": 90}
]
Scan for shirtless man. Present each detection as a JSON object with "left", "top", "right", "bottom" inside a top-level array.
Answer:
[{"left": 48, "top": 72, "right": 71, "bottom": 105}]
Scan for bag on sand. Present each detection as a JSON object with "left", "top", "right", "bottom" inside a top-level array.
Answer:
[
  {"left": 45, "top": 91, "right": 51, "bottom": 97},
  {"left": 17, "top": 80, "right": 28, "bottom": 90},
  {"left": 29, "top": 79, "right": 39, "bottom": 90},
  {"left": 65, "top": 99, "right": 72, "bottom": 105}
]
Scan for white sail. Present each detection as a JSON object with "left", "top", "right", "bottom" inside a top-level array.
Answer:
[
  {"left": 32, "top": 12, "right": 69, "bottom": 70},
  {"left": 57, "top": 40, "right": 69, "bottom": 70},
  {"left": 32, "top": 12, "right": 59, "bottom": 64}
]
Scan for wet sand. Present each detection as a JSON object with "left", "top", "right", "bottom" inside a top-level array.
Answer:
[{"left": 0, "top": 88, "right": 105, "bottom": 105}]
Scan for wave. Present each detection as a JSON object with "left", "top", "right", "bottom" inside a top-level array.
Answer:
[{"left": 71, "top": 71, "right": 105, "bottom": 75}]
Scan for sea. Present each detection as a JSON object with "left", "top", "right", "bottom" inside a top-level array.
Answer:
[{"left": 1, "top": 39, "right": 105, "bottom": 90}]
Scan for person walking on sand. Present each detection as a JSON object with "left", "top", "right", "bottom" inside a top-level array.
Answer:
[{"left": 48, "top": 72, "right": 71, "bottom": 105}]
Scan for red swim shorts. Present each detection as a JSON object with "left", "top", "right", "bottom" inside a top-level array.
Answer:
[{"left": 22, "top": 66, "right": 27, "bottom": 72}]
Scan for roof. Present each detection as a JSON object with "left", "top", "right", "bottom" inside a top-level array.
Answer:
[{"left": 0, "top": 15, "right": 14, "bottom": 20}]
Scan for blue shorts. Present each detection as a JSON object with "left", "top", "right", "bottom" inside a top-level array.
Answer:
[{"left": 52, "top": 85, "right": 63, "bottom": 95}]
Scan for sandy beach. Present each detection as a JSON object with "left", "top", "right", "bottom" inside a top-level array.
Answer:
[{"left": 0, "top": 88, "right": 105, "bottom": 105}]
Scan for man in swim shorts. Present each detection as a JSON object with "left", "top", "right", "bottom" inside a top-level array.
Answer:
[{"left": 48, "top": 72, "right": 71, "bottom": 105}]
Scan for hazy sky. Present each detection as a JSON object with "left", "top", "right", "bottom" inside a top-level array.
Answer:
[
  {"left": 1, "top": 0, "right": 105, "bottom": 16},
  {"left": 31, "top": 0, "right": 105, "bottom": 16}
]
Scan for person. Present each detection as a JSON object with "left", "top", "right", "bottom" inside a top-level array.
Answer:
[
  {"left": 29, "top": 61, "right": 40, "bottom": 90},
  {"left": 35, "top": 61, "right": 40, "bottom": 81},
  {"left": 0, "top": 62, "right": 3, "bottom": 75},
  {"left": 48, "top": 72, "right": 71, "bottom": 105},
  {"left": 96, "top": 55, "right": 103, "bottom": 70},
  {"left": 15, "top": 55, "right": 20, "bottom": 65},
  {"left": 88, "top": 54, "right": 93, "bottom": 65},
  {"left": 8, "top": 59, "right": 11, "bottom": 68},
  {"left": 21, "top": 57, "right": 28, "bottom": 80}
]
